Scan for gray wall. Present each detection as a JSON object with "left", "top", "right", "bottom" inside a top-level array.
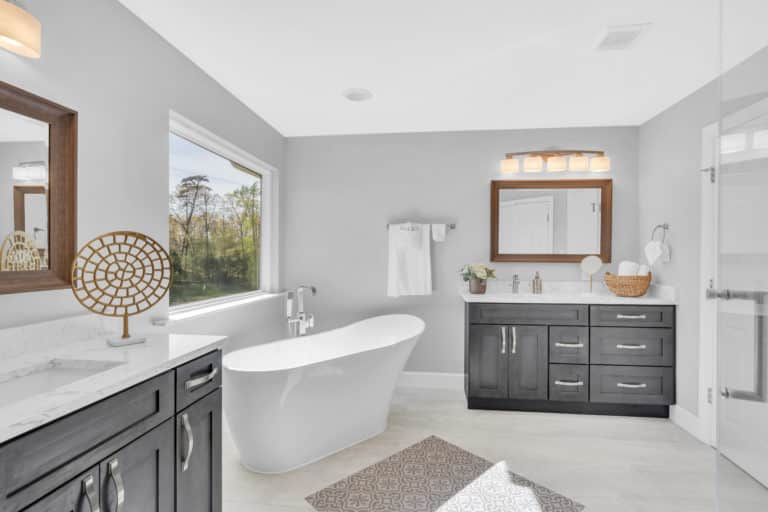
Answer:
[
  {"left": 0, "top": 0, "right": 285, "bottom": 348},
  {"left": 284, "top": 127, "right": 639, "bottom": 374},
  {"left": 637, "top": 46, "right": 768, "bottom": 415}
]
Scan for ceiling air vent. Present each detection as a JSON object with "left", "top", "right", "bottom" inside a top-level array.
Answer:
[{"left": 595, "top": 23, "right": 651, "bottom": 51}]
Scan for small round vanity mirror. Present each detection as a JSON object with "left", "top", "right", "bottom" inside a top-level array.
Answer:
[{"left": 580, "top": 255, "right": 603, "bottom": 294}]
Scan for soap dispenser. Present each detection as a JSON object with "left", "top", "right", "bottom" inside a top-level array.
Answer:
[{"left": 532, "top": 272, "right": 543, "bottom": 294}]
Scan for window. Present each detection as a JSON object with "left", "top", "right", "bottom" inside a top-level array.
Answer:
[{"left": 168, "top": 132, "right": 264, "bottom": 306}]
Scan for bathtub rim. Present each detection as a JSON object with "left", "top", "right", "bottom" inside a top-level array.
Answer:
[{"left": 222, "top": 313, "right": 425, "bottom": 374}]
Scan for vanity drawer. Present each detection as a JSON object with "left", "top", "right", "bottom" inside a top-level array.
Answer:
[
  {"left": 469, "top": 304, "right": 588, "bottom": 326},
  {"left": 590, "top": 327, "right": 674, "bottom": 366},
  {"left": 549, "top": 364, "right": 588, "bottom": 402},
  {"left": 590, "top": 305, "right": 674, "bottom": 328},
  {"left": 549, "top": 326, "right": 589, "bottom": 364},
  {"left": 176, "top": 350, "right": 222, "bottom": 411},
  {"left": 590, "top": 365, "right": 674, "bottom": 405},
  {"left": 0, "top": 371, "right": 173, "bottom": 510}
]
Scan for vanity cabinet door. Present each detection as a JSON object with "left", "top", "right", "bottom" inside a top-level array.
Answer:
[
  {"left": 176, "top": 389, "right": 222, "bottom": 512},
  {"left": 22, "top": 467, "right": 99, "bottom": 512},
  {"left": 100, "top": 420, "right": 174, "bottom": 512},
  {"left": 468, "top": 325, "right": 509, "bottom": 398},
  {"left": 508, "top": 325, "right": 548, "bottom": 400}
]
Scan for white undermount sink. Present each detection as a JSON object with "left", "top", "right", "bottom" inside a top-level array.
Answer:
[{"left": 0, "top": 359, "right": 124, "bottom": 408}]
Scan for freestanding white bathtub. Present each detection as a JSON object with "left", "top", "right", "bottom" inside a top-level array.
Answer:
[{"left": 222, "top": 314, "right": 424, "bottom": 474}]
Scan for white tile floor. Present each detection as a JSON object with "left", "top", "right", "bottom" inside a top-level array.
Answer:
[{"left": 223, "top": 387, "right": 768, "bottom": 512}]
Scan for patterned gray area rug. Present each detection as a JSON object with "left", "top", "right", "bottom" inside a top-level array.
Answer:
[{"left": 306, "top": 435, "right": 584, "bottom": 512}]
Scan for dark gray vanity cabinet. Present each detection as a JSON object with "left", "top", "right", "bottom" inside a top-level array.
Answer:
[
  {"left": 0, "top": 349, "right": 222, "bottom": 512},
  {"left": 465, "top": 303, "right": 676, "bottom": 417},
  {"left": 176, "top": 389, "right": 223, "bottom": 512},
  {"left": 507, "top": 326, "right": 548, "bottom": 400}
]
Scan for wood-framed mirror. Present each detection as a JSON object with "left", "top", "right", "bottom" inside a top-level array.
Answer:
[
  {"left": 491, "top": 179, "right": 612, "bottom": 263},
  {"left": 0, "top": 80, "right": 77, "bottom": 293}
]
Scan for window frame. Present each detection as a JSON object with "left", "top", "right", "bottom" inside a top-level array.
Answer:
[{"left": 168, "top": 111, "right": 279, "bottom": 313}]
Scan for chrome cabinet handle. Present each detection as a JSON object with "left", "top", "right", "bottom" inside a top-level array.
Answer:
[
  {"left": 554, "top": 380, "right": 584, "bottom": 387},
  {"left": 616, "top": 314, "right": 647, "bottom": 320},
  {"left": 500, "top": 326, "right": 507, "bottom": 354},
  {"left": 181, "top": 412, "right": 194, "bottom": 472},
  {"left": 82, "top": 474, "right": 100, "bottom": 512},
  {"left": 555, "top": 342, "right": 584, "bottom": 348},
  {"left": 617, "top": 382, "right": 647, "bottom": 389},
  {"left": 511, "top": 326, "right": 517, "bottom": 354},
  {"left": 107, "top": 459, "right": 125, "bottom": 512},
  {"left": 616, "top": 344, "right": 647, "bottom": 350},
  {"left": 185, "top": 366, "right": 219, "bottom": 392}
]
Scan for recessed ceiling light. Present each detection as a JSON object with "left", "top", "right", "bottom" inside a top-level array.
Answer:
[{"left": 343, "top": 88, "right": 373, "bottom": 102}]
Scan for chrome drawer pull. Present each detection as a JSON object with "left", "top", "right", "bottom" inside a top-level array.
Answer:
[
  {"left": 617, "top": 382, "right": 647, "bottom": 389},
  {"left": 555, "top": 380, "right": 584, "bottom": 387},
  {"left": 82, "top": 474, "right": 100, "bottom": 512},
  {"left": 185, "top": 366, "right": 219, "bottom": 392},
  {"left": 181, "top": 412, "right": 195, "bottom": 472},
  {"left": 616, "top": 314, "right": 647, "bottom": 320},
  {"left": 555, "top": 342, "right": 584, "bottom": 348},
  {"left": 616, "top": 344, "right": 647, "bottom": 350},
  {"left": 500, "top": 326, "right": 507, "bottom": 354},
  {"left": 107, "top": 459, "right": 126, "bottom": 512}
]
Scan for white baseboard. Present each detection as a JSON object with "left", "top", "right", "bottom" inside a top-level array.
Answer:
[
  {"left": 670, "top": 405, "right": 707, "bottom": 443},
  {"left": 397, "top": 371, "right": 464, "bottom": 391}
]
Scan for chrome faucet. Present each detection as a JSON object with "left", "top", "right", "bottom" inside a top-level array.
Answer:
[{"left": 286, "top": 285, "right": 317, "bottom": 337}]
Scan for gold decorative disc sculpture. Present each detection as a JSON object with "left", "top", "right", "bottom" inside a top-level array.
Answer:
[
  {"left": 1, "top": 231, "right": 41, "bottom": 272},
  {"left": 71, "top": 231, "right": 172, "bottom": 346}
]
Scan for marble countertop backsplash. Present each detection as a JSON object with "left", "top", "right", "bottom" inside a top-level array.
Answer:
[{"left": 0, "top": 313, "right": 225, "bottom": 445}]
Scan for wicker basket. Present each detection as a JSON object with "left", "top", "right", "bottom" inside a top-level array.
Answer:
[{"left": 604, "top": 272, "right": 652, "bottom": 297}]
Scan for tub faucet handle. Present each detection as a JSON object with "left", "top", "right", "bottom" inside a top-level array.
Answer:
[{"left": 286, "top": 291, "right": 295, "bottom": 317}]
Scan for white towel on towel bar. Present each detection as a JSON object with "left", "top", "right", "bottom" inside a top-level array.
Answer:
[
  {"left": 431, "top": 223, "right": 447, "bottom": 242},
  {"left": 387, "top": 223, "right": 432, "bottom": 297}
]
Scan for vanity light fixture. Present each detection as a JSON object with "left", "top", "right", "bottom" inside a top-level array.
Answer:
[
  {"left": 500, "top": 150, "right": 610, "bottom": 174},
  {"left": 500, "top": 157, "right": 519, "bottom": 174},
  {"left": 0, "top": 0, "right": 42, "bottom": 59},
  {"left": 12, "top": 160, "right": 47, "bottom": 181},
  {"left": 546, "top": 155, "right": 567, "bottom": 172}
]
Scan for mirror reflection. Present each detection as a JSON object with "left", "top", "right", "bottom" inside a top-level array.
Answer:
[
  {"left": 498, "top": 188, "right": 601, "bottom": 255},
  {"left": 0, "top": 108, "right": 49, "bottom": 271}
]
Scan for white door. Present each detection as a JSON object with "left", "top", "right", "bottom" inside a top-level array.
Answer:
[
  {"left": 712, "top": 96, "right": 768, "bottom": 498},
  {"left": 565, "top": 188, "right": 600, "bottom": 254},
  {"left": 498, "top": 196, "right": 553, "bottom": 254}
]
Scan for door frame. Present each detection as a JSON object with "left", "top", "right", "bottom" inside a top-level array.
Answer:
[{"left": 699, "top": 121, "right": 719, "bottom": 447}]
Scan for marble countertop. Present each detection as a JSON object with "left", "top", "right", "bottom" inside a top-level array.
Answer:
[
  {"left": 0, "top": 332, "right": 225, "bottom": 445},
  {"left": 460, "top": 281, "right": 676, "bottom": 305}
]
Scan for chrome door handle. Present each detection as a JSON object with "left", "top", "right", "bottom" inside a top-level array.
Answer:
[
  {"left": 500, "top": 326, "right": 507, "bottom": 354},
  {"left": 511, "top": 326, "right": 517, "bottom": 354},
  {"left": 82, "top": 474, "right": 100, "bottom": 512},
  {"left": 106, "top": 459, "right": 125, "bottom": 512},
  {"left": 554, "top": 380, "right": 584, "bottom": 387},
  {"left": 707, "top": 288, "right": 767, "bottom": 402},
  {"left": 185, "top": 367, "right": 218, "bottom": 392},
  {"left": 616, "top": 314, "right": 647, "bottom": 320},
  {"left": 555, "top": 342, "right": 584, "bottom": 348},
  {"left": 181, "top": 412, "right": 194, "bottom": 472},
  {"left": 617, "top": 382, "right": 647, "bottom": 389},
  {"left": 617, "top": 344, "right": 647, "bottom": 350}
]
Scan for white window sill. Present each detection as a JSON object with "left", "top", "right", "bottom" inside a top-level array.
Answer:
[{"left": 168, "top": 291, "right": 285, "bottom": 322}]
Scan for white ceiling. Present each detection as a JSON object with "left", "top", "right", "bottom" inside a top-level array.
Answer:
[
  {"left": 0, "top": 109, "right": 48, "bottom": 143},
  {"left": 118, "top": 0, "right": 768, "bottom": 137}
]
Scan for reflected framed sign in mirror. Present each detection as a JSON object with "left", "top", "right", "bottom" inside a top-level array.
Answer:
[
  {"left": 491, "top": 179, "right": 612, "bottom": 263},
  {"left": 0, "top": 80, "right": 77, "bottom": 293}
]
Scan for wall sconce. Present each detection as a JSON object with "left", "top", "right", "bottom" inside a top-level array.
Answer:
[
  {"left": 0, "top": 0, "right": 42, "bottom": 59},
  {"left": 500, "top": 150, "right": 610, "bottom": 174},
  {"left": 12, "top": 160, "right": 47, "bottom": 181}
]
